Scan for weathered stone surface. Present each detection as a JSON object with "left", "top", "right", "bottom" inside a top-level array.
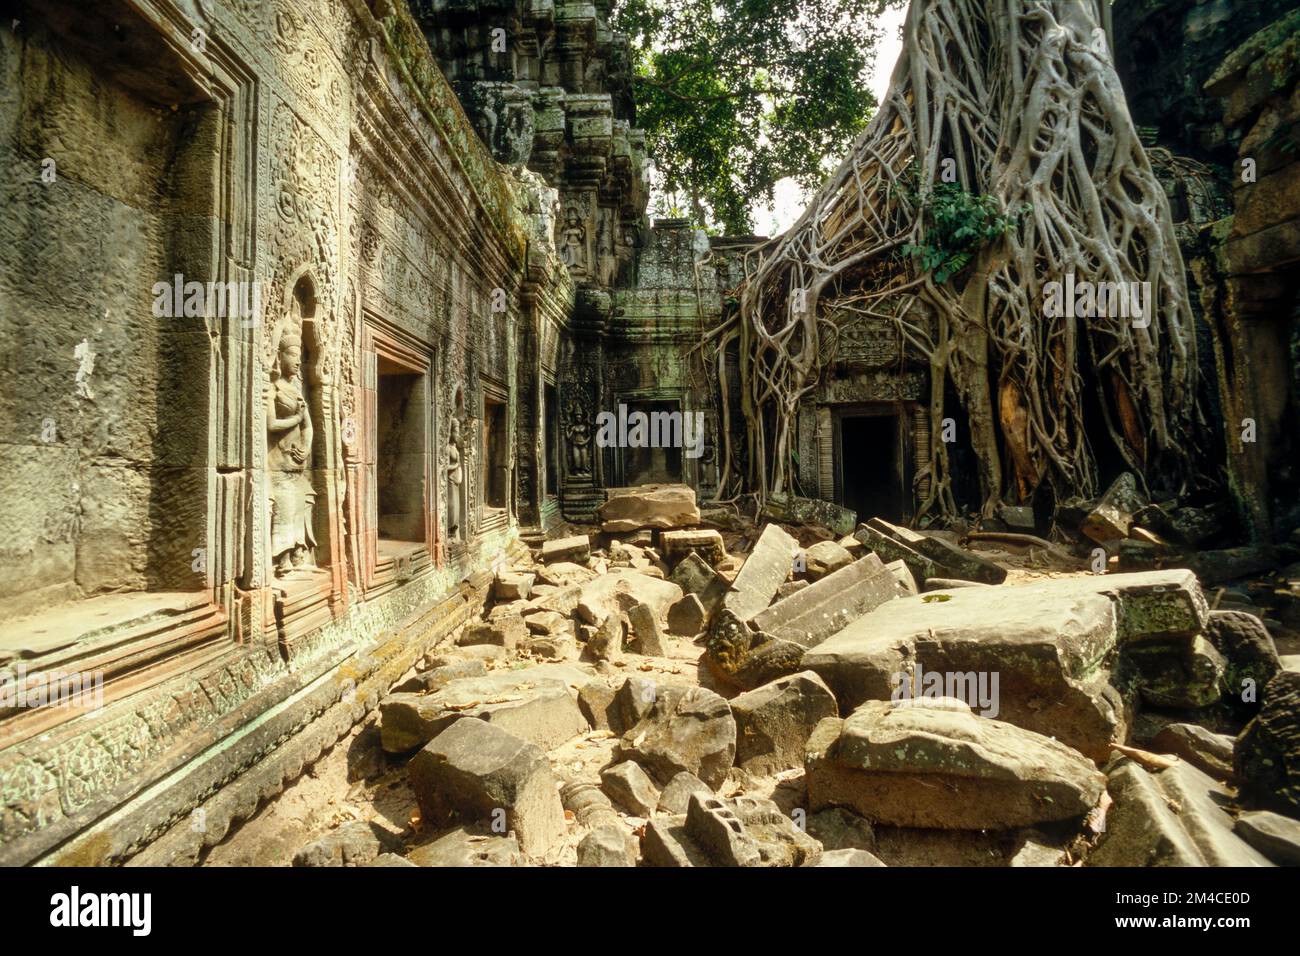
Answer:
[
  {"left": 1150, "top": 722, "right": 1236, "bottom": 781},
  {"left": 641, "top": 815, "right": 711, "bottom": 867},
  {"left": 1234, "top": 811, "right": 1300, "bottom": 866},
  {"left": 367, "top": 853, "right": 418, "bottom": 867},
  {"left": 656, "top": 771, "right": 712, "bottom": 814},
  {"left": 806, "top": 699, "right": 1106, "bottom": 830},
  {"left": 577, "top": 825, "right": 637, "bottom": 867},
  {"left": 600, "top": 760, "right": 660, "bottom": 817},
  {"left": 803, "top": 578, "right": 1127, "bottom": 760},
  {"left": 1127, "top": 634, "right": 1226, "bottom": 709},
  {"left": 407, "top": 827, "right": 524, "bottom": 868},
  {"left": 1207, "top": 609, "right": 1281, "bottom": 709},
  {"left": 392, "top": 658, "right": 487, "bottom": 694},
  {"left": 380, "top": 671, "right": 587, "bottom": 753},
  {"left": 802, "top": 540, "right": 853, "bottom": 581},
  {"left": 524, "top": 609, "right": 571, "bottom": 636},
  {"left": 722, "top": 523, "right": 801, "bottom": 622},
  {"left": 858, "top": 518, "right": 1007, "bottom": 585},
  {"left": 806, "top": 807, "right": 876, "bottom": 852},
  {"left": 763, "top": 493, "right": 857, "bottom": 536},
  {"left": 627, "top": 601, "right": 667, "bottom": 656},
  {"left": 534, "top": 562, "right": 597, "bottom": 589},
  {"left": 666, "top": 593, "right": 708, "bottom": 636},
  {"left": 599, "top": 484, "right": 700, "bottom": 532},
  {"left": 817, "top": 848, "right": 886, "bottom": 867},
  {"left": 1080, "top": 472, "right": 1143, "bottom": 545},
  {"left": 751, "top": 553, "right": 910, "bottom": 650},
  {"left": 685, "top": 792, "right": 762, "bottom": 866},
  {"left": 1236, "top": 671, "right": 1300, "bottom": 816},
  {"left": 1089, "top": 759, "right": 1272, "bottom": 867},
  {"left": 617, "top": 685, "right": 737, "bottom": 788},
  {"left": 494, "top": 569, "right": 535, "bottom": 601},
  {"left": 577, "top": 679, "right": 618, "bottom": 732},
  {"left": 853, "top": 523, "right": 945, "bottom": 583},
  {"left": 776, "top": 579, "right": 810, "bottom": 600},
  {"left": 408, "top": 718, "right": 566, "bottom": 858},
  {"left": 541, "top": 535, "right": 591, "bottom": 564},
  {"left": 292, "top": 820, "right": 399, "bottom": 867},
  {"left": 668, "top": 552, "right": 729, "bottom": 614},
  {"left": 659, "top": 529, "right": 726, "bottom": 567},
  {"left": 585, "top": 614, "right": 624, "bottom": 663},
  {"left": 612, "top": 675, "right": 661, "bottom": 733},
  {"left": 574, "top": 570, "right": 682, "bottom": 626},
  {"left": 459, "top": 614, "right": 529, "bottom": 651},
  {"left": 730, "top": 671, "right": 839, "bottom": 775}
]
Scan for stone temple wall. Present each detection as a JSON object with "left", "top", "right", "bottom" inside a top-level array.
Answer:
[{"left": 0, "top": 0, "right": 575, "bottom": 865}]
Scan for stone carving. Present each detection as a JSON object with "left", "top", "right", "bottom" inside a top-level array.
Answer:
[
  {"left": 447, "top": 416, "right": 465, "bottom": 541},
  {"left": 266, "top": 330, "right": 317, "bottom": 576},
  {"left": 560, "top": 205, "right": 587, "bottom": 272},
  {"left": 566, "top": 400, "right": 593, "bottom": 478}
]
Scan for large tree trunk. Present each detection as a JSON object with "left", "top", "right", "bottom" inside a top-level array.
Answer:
[{"left": 700, "top": 0, "right": 1206, "bottom": 518}]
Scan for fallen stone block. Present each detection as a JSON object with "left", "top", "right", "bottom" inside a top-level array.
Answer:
[
  {"left": 408, "top": 719, "right": 566, "bottom": 858},
  {"left": 585, "top": 614, "right": 624, "bottom": 663},
  {"left": 697, "top": 793, "right": 822, "bottom": 866},
  {"left": 803, "top": 577, "right": 1128, "bottom": 760},
  {"left": 1126, "top": 634, "right": 1225, "bottom": 709},
  {"left": 575, "top": 570, "right": 683, "bottom": 626},
  {"left": 617, "top": 684, "right": 737, "bottom": 788},
  {"left": 367, "top": 853, "right": 417, "bottom": 867},
  {"left": 292, "top": 820, "right": 400, "bottom": 867},
  {"left": 541, "top": 534, "right": 591, "bottom": 564},
  {"left": 997, "top": 504, "right": 1037, "bottom": 534},
  {"left": 392, "top": 658, "right": 487, "bottom": 694},
  {"left": 520, "top": 634, "right": 575, "bottom": 660},
  {"left": 534, "top": 562, "right": 597, "bottom": 589},
  {"left": 613, "top": 675, "right": 662, "bottom": 733},
  {"left": 1235, "top": 671, "right": 1300, "bottom": 817},
  {"left": 859, "top": 517, "right": 1006, "bottom": 585},
  {"left": 802, "top": 540, "right": 854, "bottom": 580},
  {"left": 806, "top": 699, "right": 1106, "bottom": 830},
  {"left": 1089, "top": 759, "right": 1272, "bottom": 866},
  {"left": 380, "top": 671, "right": 587, "bottom": 753},
  {"left": 407, "top": 827, "right": 524, "bottom": 867},
  {"left": 641, "top": 816, "right": 711, "bottom": 867},
  {"left": 776, "top": 580, "right": 810, "bottom": 600},
  {"left": 1207, "top": 609, "right": 1281, "bottom": 711},
  {"left": 763, "top": 493, "right": 857, "bottom": 537},
  {"left": 703, "top": 608, "right": 807, "bottom": 691},
  {"left": 627, "top": 601, "right": 667, "bottom": 656},
  {"left": 524, "top": 609, "right": 571, "bottom": 637},
  {"left": 458, "top": 615, "right": 529, "bottom": 651},
  {"left": 577, "top": 825, "right": 637, "bottom": 867},
  {"left": 730, "top": 670, "right": 839, "bottom": 775},
  {"left": 1150, "top": 722, "right": 1235, "bottom": 781},
  {"left": 751, "top": 553, "right": 910, "bottom": 650},
  {"left": 722, "top": 523, "right": 801, "bottom": 622},
  {"left": 666, "top": 593, "right": 707, "bottom": 636},
  {"left": 599, "top": 484, "right": 700, "bottom": 533},
  {"left": 817, "top": 848, "right": 886, "bottom": 867},
  {"left": 494, "top": 569, "right": 535, "bottom": 602},
  {"left": 685, "top": 792, "right": 762, "bottom": 866},
  {"left": 601, "top": 761, "right": 660, "bottom": 817},
  {"left": 1080, "top": 472, "right": 1143, "bottom": 545},
  {"left": 577, "top": 679, "right": 618, "bottom": 732},
  {"left": 660, "top": 529, "right": 726, "bottom": 567},
  {"left": 657, "top": 771, "right": 712, "bottom": 814},
  {"left": 668, "top": 552, "right": 729, "bottom": 616},
  {"left": 1234, "top": 811, "right": 1300, "bottom": 866}
]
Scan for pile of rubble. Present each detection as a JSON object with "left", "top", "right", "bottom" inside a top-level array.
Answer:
[{"left": 283, "top": 483, "right": 1300, "bottom": 867}]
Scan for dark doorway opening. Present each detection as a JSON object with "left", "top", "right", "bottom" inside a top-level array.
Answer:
[
  {"left": 622, "top": 399, "right": 683, "bottom": 485},
  {"left": 839, "top": 413, "right": 904, "bottom": 524},
  {"left": 544, "top": 383, "right": 559, "bottom": 497},
  {"left": 483, "top": 397, "right": 509, "bottom": 510}
]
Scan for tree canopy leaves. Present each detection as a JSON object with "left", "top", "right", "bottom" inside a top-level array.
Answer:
[{"left": 614, "top": 0, "right": 900, "bottom": 233}]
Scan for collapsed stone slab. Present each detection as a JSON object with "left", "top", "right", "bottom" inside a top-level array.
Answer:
[
  {"left": 407, "top": 827, "right": 524, "bottom": 867},
  {"left": 805, "top": 699, "right": 1106, "bottom": 830},
  {"left": 730, "top": 670, "right": 839, "bottom": 775},
  {"left": 541, "top": 535, "right": 591, "bottom": 564},
  {"left": 380, "top": 670, "right": 587, "bottom": 753},
  {"left": 1235, "top": 670, "right": 1300, "bottom": 816},
  {"left": 1089, "top": 759, "right": 1272, "bottom": 867},
  {"left": 855, "top": 518, "right": 1007, "bottom": 585},
  {"left": 642, "top": 793, "right": 821, "bottom": 867},
  {"left": 659, "top": 528, "right": 726, "bottom": 567},
  {"left": 763, "top": 493, "right": 857, "bottom": 536},
  {"left": 668, "top": 552, "right": 730, "bottom": 616},
  {"left": 616, "top": 684, "right": 736, "bottom": 788},
  {"left": 599, "top": 484, "right": 700, "bottom": 533},
  {"left": 722, "top": 522, "right": 801, "bottom": 622},
  {"left": 574, "top": 570, "right": 682, "bottom": 626},
  {"left": 802, "top": 540, "right": 853, "bottom": 580},
  {"left": 408, "top": 718, "right": 566, "bottom": 858},
  {"left": 750, "top": 553, "right": 912, "bottom": 649}
]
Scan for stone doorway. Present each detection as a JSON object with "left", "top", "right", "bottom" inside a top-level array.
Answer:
[
  {"left": 836, "top": 409, "right": 905, "bottom": 524},
  {"left": 622, "top": 399, "right": 684, "bottom": 486}
]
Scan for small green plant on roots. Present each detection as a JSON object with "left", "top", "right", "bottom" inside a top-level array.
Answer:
[{"left": 901, "top": 182, "right": 1031, "bottom": 284}]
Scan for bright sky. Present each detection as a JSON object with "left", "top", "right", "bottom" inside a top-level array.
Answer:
[{"left": 750, "top": 3, "right": 906, "bottom": 236}]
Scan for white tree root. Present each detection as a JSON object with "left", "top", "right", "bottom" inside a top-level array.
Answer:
[{"left": 698, "top": 0, "right": 1206, "bottom": 521}]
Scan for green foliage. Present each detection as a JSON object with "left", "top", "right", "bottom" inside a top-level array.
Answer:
[
  {"left": 900, "top": 182, "right": 1030, "bottom": 284},
  {"left": 614, "top": 0, "right": 902, "bottom": 233}
]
